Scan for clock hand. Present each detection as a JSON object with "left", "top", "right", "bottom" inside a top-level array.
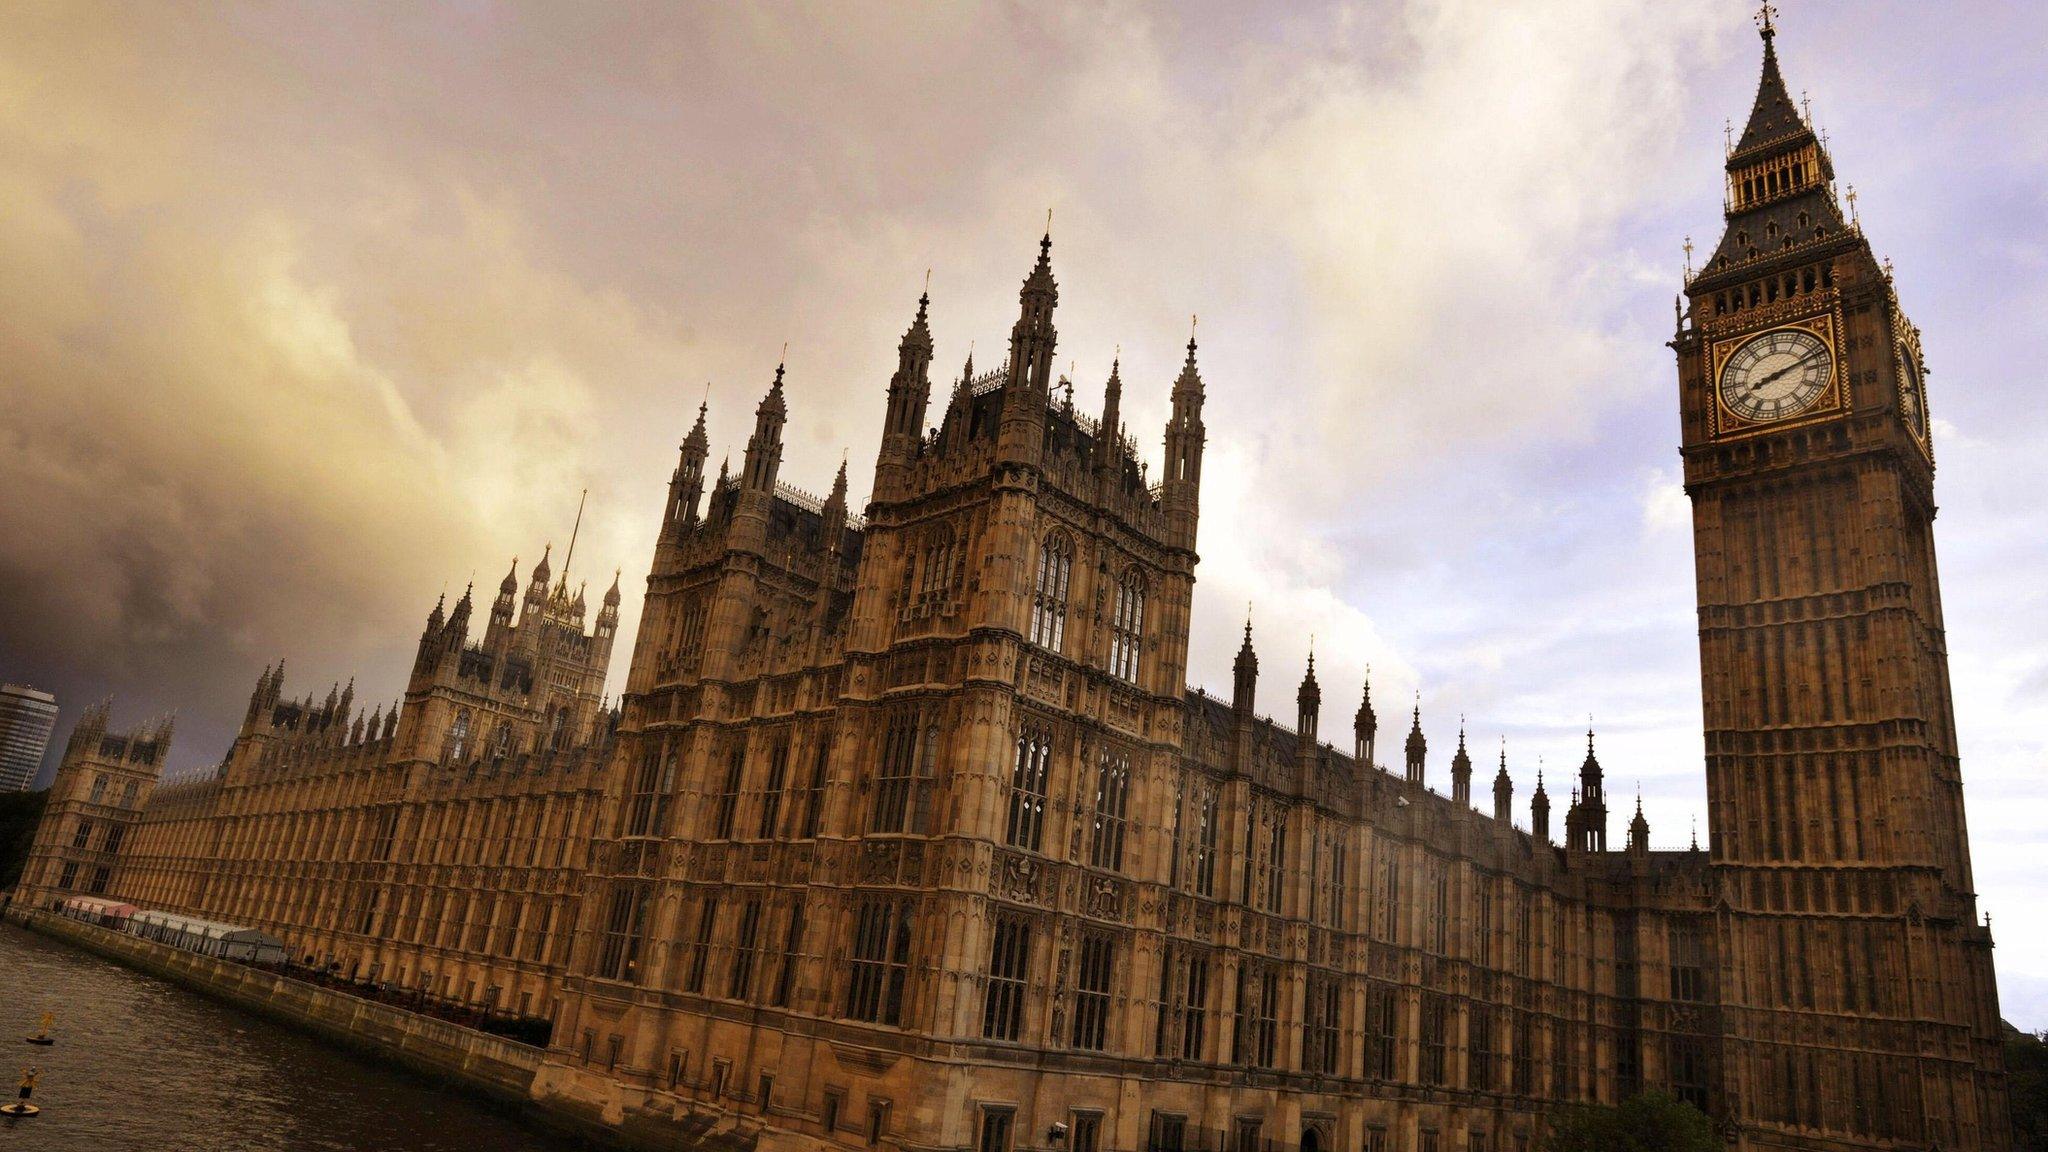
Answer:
[{"left": 1748, "top": 352, "right": 1819, "bottom": 393}]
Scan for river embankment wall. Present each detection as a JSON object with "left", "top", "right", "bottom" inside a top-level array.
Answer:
[{"left": 11, "top": 909, "right": 544, "bottom": 1108}]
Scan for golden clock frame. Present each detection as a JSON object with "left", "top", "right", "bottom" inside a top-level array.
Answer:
[
  {"left": 1705, "top": 308, "right": 1844, "bottom": 441},
  {"left": 1889, "top": 301, "right": 1934, "bottom": 458}
]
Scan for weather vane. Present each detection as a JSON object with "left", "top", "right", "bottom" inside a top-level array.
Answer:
[
  {"left": 1683, "top": 235, "right": 1694, "bottom": 277},
  {"left": 1755, "top": 4, "right": 1777, "bottom": 35}
]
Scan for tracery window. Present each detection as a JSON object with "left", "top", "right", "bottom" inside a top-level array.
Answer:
[
  {"left": 1071, "top": 933, "right": 1114, "bottom": 1051},
  {"left": 446, "top": 709, "right": 472, "bottom": 763},
  {"left": 982, "top": 914, "right": 1031, "bottom": 1041},
  {"left": 1006, "top": 727, "right": 1051, "bottom": 851},
  {"left": 1109, "top": 568, "right": 1146, "bottom": 682},
  {"left": 1303, "top": 975, "right": 1341, "bottom": 1075},
  {"left": 1088, "top": 750, "right": 1130, "bottom": 872},
  {"left": 845, "top": 900, "right": 914, "bottom": 1025},
  {"left": 869, "top": 710, "right": 937, "bottom": 834},
  {"left": 1029, "top": 532, "right": 1073, "bottom": 652},
  {"left": 595, "top": 882, "right": 650, "bottom": 983}
]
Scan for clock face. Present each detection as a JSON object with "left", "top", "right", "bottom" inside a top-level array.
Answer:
[
  {"left": 1719, "top": 328, "right": 1832, "bottom": 424},
  {"left": 1899, "top": 352, "right": 1928, "bottom": 439}
]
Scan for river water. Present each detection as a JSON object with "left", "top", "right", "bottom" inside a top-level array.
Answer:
[{"left": 0, "top": 921, "right": 581, "bottom": 1151}]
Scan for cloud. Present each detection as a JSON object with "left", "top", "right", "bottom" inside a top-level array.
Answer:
[{"left": 3, "top": 1, "right": 2046, "bottom": 1026}]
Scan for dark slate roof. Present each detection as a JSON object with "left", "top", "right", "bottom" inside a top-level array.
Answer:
[{"left": 1734, "top": 34, "right": 1804, "bottom": 157}]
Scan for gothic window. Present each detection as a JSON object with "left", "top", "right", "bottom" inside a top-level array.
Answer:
[
  {"left": 770, "top": 901, "right": 806, "bottom": 1008},
  {"left": 1088, "top": 751, "right": 1131, "bottom": 872},
  {"left": 729, "top": 899, "right": 762, "bottom": 1001},
  {"left": 1232, "top": 965, "right": 1279, "bottom": 1068},
  {"left": 982, "top": 914, "right": 1030, "bottom": 1041},
  {"left": 713, "top": 747, "right": 744, "bottom": 839},
  {"left": 978, "top": 1108, "right": 1014, "bottom": 1152},
  {"left": 1006, "top": 728, "right": 1051, "bottom": 851},
  {"left": 595, "top": 882, "right": 651, "bottom": 984},
  {"left": 869, "top": 709, "right": 934, "bottom": 834},
  {"left": 1303, "top": 975, "right": 1340, "bottom": 1075},
  {"left": 1071, "top": 933, "right": 1114, "bottom": 1051},
  {"left": 1189, "top": 786, "right": 1219, "bottom": 897},
  {"left": 758, "top": 734, "right": 790, "bottom": 838},
  {"left": 917, "top": 526, "right": 958, "bottom": 613},
  {"left": 1671, "top": 1037, "right": 1710, "bottom": 1110},
  {"left": 492, "top": 724, "right": 512, "bottom": 762},
  {"left": 1364, "top": 984, "right": 1398, "bottom": 1080},
  {"left": 1030, "top": 532, "right": 1073, "bottom": 652},
  {"left": 1670, "top": 918, "right": 1708, "bottom": 1002},
  {"left": 799, "top": 738, "right": 829, "bottom": 839},
  {"left": 1262, "top": 820, "right": 1286, "bottom": 912},
  {"left": 1110, "top": 569, "right": 1146, "bottom": 682},
  {"left": 845, "top": 900, "right": 914, "bottom": 1025},
  {"left": 1470, "top": 1004, "right": 1496, "bottom": 1092},
  {"left": 445, "top": 710, "right": 472, "bottom": 763},
  {"left": 1513, "top": 1011, "right": 1536, "bottom": 1096},
  {"left": 1429, "top": 863, "right": 1449, "bottom": 955},
  {"left": 622, "top": 746, "right": 669, "bottom": 838},
  {"left": 1147, "top": 1113, "right": 1187, "bottom": 1152},
  {"left": 89, "top": 773, "right": 106, "bottom": 802},
  {"left": 1176, "top": 954, "right": 1209, "bottom": 1060},
  {"left": 684, "top": 897, "right": 718, "bottom": 993},
  {"left": 71, "top": 819, "right": 92, "bottom": 849},
  {"left": 1419, "top": 993, "right": 1449, "bottom": 1086}
]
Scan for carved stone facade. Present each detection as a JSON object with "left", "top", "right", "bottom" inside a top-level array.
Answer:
[
  {"left": 18, "top": 551, "right": 622, "bottom": 1023},
  {"left": 13, "top": 17, "right": 2007, "bottom": 1152}
]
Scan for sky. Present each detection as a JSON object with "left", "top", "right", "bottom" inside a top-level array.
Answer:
[{"left": 1, "top": 2, "right": 2043, "bottom": 1025}]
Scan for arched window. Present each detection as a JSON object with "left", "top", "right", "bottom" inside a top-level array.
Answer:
[
  {"left": 1089, "top": 750, "right": 1131, "bottom": 872},
  {"left": 1006, "top": 728, "right": 1051, "bottom": 851},
  {"left": 446, "top": 709, "right": 472, "bottom": 763},
  {"left": 1029, "top": 532, "right": 1072, "bottom": 652},
  {"left": 492, "top": 724, "right": 512, "bottom": 762},
  {"left": 1110, "top": 568, "right": 1146, "bottom": 683}
]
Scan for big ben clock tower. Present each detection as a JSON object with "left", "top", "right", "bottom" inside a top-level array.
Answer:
[{"left": 1675, "top": 9, "right": 2008, "bottom": 1149}]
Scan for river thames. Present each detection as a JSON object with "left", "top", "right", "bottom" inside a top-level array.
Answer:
[{"left": 0, "top": 922, "right": 580, "bottom": 1150}]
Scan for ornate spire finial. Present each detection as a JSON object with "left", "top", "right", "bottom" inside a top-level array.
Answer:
[
  {"left": 1846, "top": 183, "right": 1860, "bottom": 229},
  {"left": 1691, "top": 815, "right": 1699, "bottom": 851},
  {"left": 1682, "top": 235, "right": 1694, "bottom": 276},
  {"left": 1755, "top": 2, "right": 1777, "bottom": 40}
]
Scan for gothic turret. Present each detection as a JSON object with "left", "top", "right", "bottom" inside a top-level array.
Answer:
[
  {"left": 1450, "top": 724, "right": 1472, "bottom": 806},
  {"left": 666, "top": 400, "right": 711, "bottom": 535},
  {"left": 1354, "top": 676, "right": 1377, "bottom": 767},
  {"left": 1532, "top": 766, "right": 1551, "bottom": 843},
  {"left": 743, "top": 364, "right": 788, "bottom": 493},
  {"left": 1096, "top": 357, "right": 1123, "bottom": 479},
  {"left": 822, "top": 456, "right": 850, "bottom": 551},
  {"left": 876, "top": 290, "right": 934, "bottom": 497},
  {"left": 1297, "top": 651, "right": 1320, "bottom": 744},
  {"left": 488, "top": 557, "right": 518, "bottom": 642},
  {"left": 1628, "top": 791, "right": 1650, "bottom": 855},
  {"left": 998, "top": 231, "right": 1057, "bottom": 466},
  {"left": 1162, "top": 328, "right": 1206, "bottom": 535},
  {"left": 1404, "top": 700, "right": 1426, "bottom": 787},
  {"left": 1493, "top": 742, "right": 1513, "bottom": 822},
  {"left": 1232, "top": 617, "right": 1258, "bottom": 721}
]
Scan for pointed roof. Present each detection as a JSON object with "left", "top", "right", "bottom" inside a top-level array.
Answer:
[
  {"left": 1405, "top": 698, "right": 1426, "bottom": 758},
  {"left": 1298, "top": 649, "right": 1320, "bottom": 703},
  {"left": 761, "top": 362, "right": 788, "bottom": 416},
  {"left": 902, "top": 289, "right": 933, "bottom": 352},
  {"left": 603, "top": 569, "right": 622, "bottom": 608},
  {"left": 684, "top": 398, "right": 709, "bottom": 452},
  {"left": 1451, "top": 724, "right": 1471, "bottom": 772},
  {"left": 1355, "top": 672, "right": 1376, "bottom": 732},
  {"left": 1175, "top": 326, "right": 1204, "bottom": 396},
  {"left": 1494, "top": 740, "right": 1511, "bottom": 785},
  {"left": 1733, "top": 18, "right": 1803, "bottom": 157},
  {"left": 1021, "top": 230, "right": 1056, "bottom": 300},
  {"left": 531, "top": 544, "right": 551, "bottom": 587},
  {"left": 500, "top": 557, "right": 519, "bottom": 596},
  {"left": 827, "top": 455, "right": 849, "bottom": 504}
]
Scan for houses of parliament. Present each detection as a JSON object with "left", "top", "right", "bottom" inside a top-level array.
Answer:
[{"left": 13, "top": 16, "right": 2010, "bottom": 1152}]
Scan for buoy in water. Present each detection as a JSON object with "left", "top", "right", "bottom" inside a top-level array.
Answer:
[
  {"left": 23, "top": 1012, "right": 53, "bottom": 1046},
  {"left": 0, "top": 1102, "right": 39, "bottom": 1117}
]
